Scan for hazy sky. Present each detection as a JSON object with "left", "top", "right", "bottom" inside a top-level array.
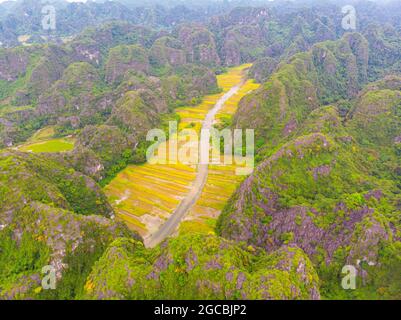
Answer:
[
  {"left": 0, "top": 0, "right": 88, "bottom": 3},
  {"left": 0, "top": 0, "right": 393, "bottom": 4}
]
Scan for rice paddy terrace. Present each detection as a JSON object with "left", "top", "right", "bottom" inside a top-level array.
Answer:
[{"left": 104, "top": 64, "right": 260, "bottom": 244}]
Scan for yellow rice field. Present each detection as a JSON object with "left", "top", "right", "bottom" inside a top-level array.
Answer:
[
  {"left": 105, "top": 163, "right": 196, "bottom": 233},
  {"left": 216, "top": 79, "right": 261, "bottom": 124},
  {"left": 104, "top": 64, "right": 260, "bottom": 237},
  {"left": 182, "top": 80, "right": 261, "bottom": 234},
  {"left": 175, "top": 64, "right": 252, "bottom": 132}
]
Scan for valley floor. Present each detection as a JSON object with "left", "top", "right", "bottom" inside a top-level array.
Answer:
[{"left": 104, "top": 64, "right": 260, "bottom": 242}]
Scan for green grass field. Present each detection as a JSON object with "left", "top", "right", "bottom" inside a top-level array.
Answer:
[
  {"left": 18, "top": 138, "right": 75, "bottom": 153},
  {"left": 16, "top": 126, "right": 75, "bottom": 153}
]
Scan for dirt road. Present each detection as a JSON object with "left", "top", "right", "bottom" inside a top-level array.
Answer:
[{"left": 144, "top": 82, "right": 243, "bottom": 248}]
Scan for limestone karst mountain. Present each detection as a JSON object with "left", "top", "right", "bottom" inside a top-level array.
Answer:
[{"left": 0, "top": 0, "right": 400, "bottom": 300}]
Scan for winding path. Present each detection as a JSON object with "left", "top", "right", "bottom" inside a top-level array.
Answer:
[{"left": 144, "top": 82, "right": 244, "bottom": 248}]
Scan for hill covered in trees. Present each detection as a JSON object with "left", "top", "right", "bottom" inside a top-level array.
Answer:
[{"left": 0, "top": 0, "right": 400, "bottom": 300}]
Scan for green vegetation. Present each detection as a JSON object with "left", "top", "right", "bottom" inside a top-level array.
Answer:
[
  {"left": 0, "top": 230, "right": 50, "bottom": 296},
  {"left": 0, "top": 1, "right": 401, "bottom": 301},
  {"left": 84, "top": 234, "right": 319, "bottom": 300},
  {"left": 19, "top": 138, "right": 75, "bottom": 153},
  {"left": 0, "top": 150, "right": 112, "bottom": 216},
  {"left": 218, "top": 35, "right": 401, "bottom": 300}
]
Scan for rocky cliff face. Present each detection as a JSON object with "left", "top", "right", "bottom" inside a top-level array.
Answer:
[
  {"left": 84, "top": 234, "right": 320, "bottom": 300},
  {"left": 0, "top": 202, "right": 134, "bottom": 300},
  {"left": 37, "top": 61, "right": 102, "bottom": 117},
  {"left": 210, "top": 7, "right": 270, "bottom": 66},
  {"left": 219, "top": 44, "right": 401, "bottom": 298},
  {"left": 217, "top": 127, "right": 394, "bottom": 258},
  {"left": 149, "top": 36, "right": 187, "bottom": 68},
  {"left": 363, "top": 24, "right": 401, "bottom": 80},
  {"left": 208, "top": 6, "right": 344, "bottom": 67},
  {"left": 233, "top": 33, "right": 370, "bottom": 157},
  {"left": 176, "top": 24, "right": 221, "bottom": 66},
  {"left": 0, "top": 11, "right": 386, "bottom": 153},
  {"left": 348, "top": 78, "right": 401, "bottom": 147},
  {"left": 0, "top": 1, "right": 400, "bottom": 301},
  {"left": 0, "top": 0, "right": 233, "bottom": 48},
  {"left": 249, "top": 57, "right": 279, "bottom": 83},
  {"left": 0, "top": 47, "right": 31, "bottom": 82},
  {"left": 105, "top": 45, "right": 150, "bottom": 84},
  {"left": 0, "top": 150, "right": 139, "bottom": 299},
  {"left": 0, "top": 150, "right": 113, "bottom": 217},
  {"left": 219, "top": 100, "right": 401, "bottom": 297},
  {"left": 0, "top": 21, "right": 219, "bottom": 178}
]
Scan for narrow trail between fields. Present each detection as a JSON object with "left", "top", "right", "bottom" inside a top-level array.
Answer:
[{"left": 144, "top": 81, "right": 245, "bottom": 248}]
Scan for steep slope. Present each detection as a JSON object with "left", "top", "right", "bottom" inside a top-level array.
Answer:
[
  {"left": 347, "top": 76, "right": 401, "bottom": 189},
  {"left": 0, "top": 150, "right": 112, "bottom": 216},
  {"left": 217, "top": 40, "right": 401, "bottom": 298},
  {"left": 0, "top": 22, "right": 220, "bottom": 186},
  {"left": 0, "top": 150, "right": 139, "bottom": 299},
  {"left": 84, "top": 234, "right": 320, "bottom": 300},
  {"left": 218, "top": 105, "right": 401, "bottom": 298},
  {"left": 233, "top": 33, "right": 369, "bottom": 160}
]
